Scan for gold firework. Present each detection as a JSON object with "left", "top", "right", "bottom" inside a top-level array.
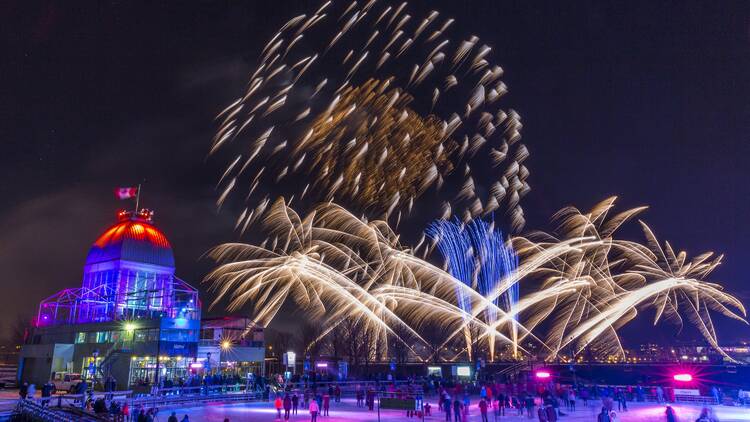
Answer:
[
  {"left": 211, "top": 0, "right": 528, "bottom": 233},
  {"left": 206, "top": 197, "right": 747, "bottom": 362}
]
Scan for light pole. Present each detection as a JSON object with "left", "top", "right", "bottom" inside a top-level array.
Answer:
[
  {"left": 221, "top": 340, "right": 232, "bottom": 377},
  {"left": 154, "top": 325, "right": 162, "bottom": 388},
  {"left": 92, "top": 349, "right": 100, "bottom": 385}
]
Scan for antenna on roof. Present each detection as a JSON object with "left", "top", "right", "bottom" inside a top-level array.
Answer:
[{"left": 134, "top": 184, "right": 142, "bottom": 214}]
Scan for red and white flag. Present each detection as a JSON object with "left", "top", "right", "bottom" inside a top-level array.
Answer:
[{"left": 115, "top": 187, "right": 138, "bottom": 200}]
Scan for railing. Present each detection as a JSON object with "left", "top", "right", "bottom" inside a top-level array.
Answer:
[
  {"left": 673, "top": 395, "right": 718, "bottom": 405},
  {"left": 270, "top": 379, "right": 423, "bottom": 398},
  {"left": 15, "top": 398, "right": 101, "bottom": 422},
  {"left": 119, "top": 385, "right": 263, "bottom": 415},
  {"left": 198, "top": 339, "right": 263, "bottom": 347},
  {"left": 11, "top": 387, "right": 262, "bottom": 421}
]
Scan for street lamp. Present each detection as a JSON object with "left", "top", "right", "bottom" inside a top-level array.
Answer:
[{"left": 220, "top": 340, "right": 232, "bottom": 376}]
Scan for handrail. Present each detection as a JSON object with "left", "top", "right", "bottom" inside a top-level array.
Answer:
[{"left": 15, "top": 398, "right": 102, "bottom": 422}]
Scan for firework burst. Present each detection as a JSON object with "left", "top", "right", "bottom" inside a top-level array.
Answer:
[
  {"left": 211, "top": 0, "right": 528, "bottom": 232},
  {"left": 206, "top": 197, "right": 746, "bottom": 362}
]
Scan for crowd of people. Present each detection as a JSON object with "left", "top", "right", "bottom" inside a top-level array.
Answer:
[
  {"left": 271, "top": 384, "right": 345, "bottom": 420},
  {"left": 16, "top": 372, "right": 740, "bottom": 421},
  {"left": 257, "top": 377, "right": 731, "bottom": 422}
]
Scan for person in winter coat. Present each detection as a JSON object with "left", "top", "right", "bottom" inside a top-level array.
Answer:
[
  {"left": 479, "top": 398, "right": 489, "bottom": 422},
  {"left": 274, "top": 396, "right": 283, "bottom": 419},
  {"left": 525, "top": 395, "right": 536, "bottom": 418},
  {"left": 443, "top": 395, "right": 452, "bottom": 421},
  {"left": 26, "top": 384, "right": 36, "bottom": 400},
  {"left": 597, "top": 407, "right": 611, "bottom": 422},
  {"left": 322, "top": 392, "right": 331, "bottom": 416},
  {"left": 292, "top": 393, "right": 299, "bottom": 415},
  {"left": 665, "top": 406, "right": 677, "bottom": 422},
  {"left": 453, "top": 398, "right": 463, "bottom": 422},
  {"left": 309, "top": 400, "right": 320, "bottom": 422},
  {"left": 545, "top": 404, "right": 557, "bottom": 422},
  {"left": 283, "top": 394, "right": 292, "bottom": 420},
  {"left": 537, "top": 405, "right": 549, "bottom": 422}
]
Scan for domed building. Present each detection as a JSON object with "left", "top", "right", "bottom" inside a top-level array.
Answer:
[
  {"left": 20, "top": 209, "right": 203, "bottom": 390},
  {"left": 36, "top": 208, "right": 200, "bottom": 326}
]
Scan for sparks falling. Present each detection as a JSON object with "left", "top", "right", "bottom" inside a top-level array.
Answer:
[
  {"left": 210, "top": 0, "right": 528, "bottom": 233},
  {"left": 206, "top": 197, "right": 746, "bottom": 362}
]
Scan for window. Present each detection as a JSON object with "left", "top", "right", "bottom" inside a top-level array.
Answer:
[
  {"left": 75, "top": 332, "right": 86, "bottom": 344},
  {"left": 133, "top": 329, "right": 159, "bottom": 342},
  {"left": 200, "top": 328, "right": 215, "bottom": 341},
  {"left": 160, "top": 329, "right": 198, "bottom": 342}
]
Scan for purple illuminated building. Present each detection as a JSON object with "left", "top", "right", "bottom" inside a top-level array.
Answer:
[
  {"left": 19, "top": 208, "right": 264, "bottom": 390},
  {"left": 36, "top": 209, "right": 199, "bottom": 326}
]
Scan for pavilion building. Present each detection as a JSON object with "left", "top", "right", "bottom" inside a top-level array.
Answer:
[{"left": 19, "top": 208, "right": 264, "bottom": 390}]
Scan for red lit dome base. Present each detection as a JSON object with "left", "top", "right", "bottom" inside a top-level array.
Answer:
[{"left": 85, "top": 209, "right": 175, "bottom": 268}]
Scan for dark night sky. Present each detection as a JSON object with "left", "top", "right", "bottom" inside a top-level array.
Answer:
[{"left": 1, "top": 1, "right": 749, "bottom": 343}]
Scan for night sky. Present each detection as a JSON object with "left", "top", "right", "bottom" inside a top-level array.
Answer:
[{"left": 2, "top": 1, "right": 749, "bottom": 343}]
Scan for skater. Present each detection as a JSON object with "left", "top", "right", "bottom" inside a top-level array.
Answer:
[
  {"left": 665, "top": 406, "right": 677, "bottom": 422},
  {"left": 283, "top": 394, "right": 292, "bottom": 420},
  {"left": 309, "top": 399, "right": 319, "bottom": 422},
  {"left": 597, "top": 407, "right": 610, "bottom": 422},
  {"left": 453, "top": 397, "right": 463, "bottom": 422},
  {"left": 479, "top": 398, "right": 489, "bottom": 422},
  {"left": 274, "top": 396, "right": 283, "bottom": 419},
  {"left": 322, "top": 392, "right": 330, "bottom": 416}
]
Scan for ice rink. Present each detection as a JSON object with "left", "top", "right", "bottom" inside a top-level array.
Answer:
[{"left": 161, "top": 397, "right": 750, "bottom": 422}]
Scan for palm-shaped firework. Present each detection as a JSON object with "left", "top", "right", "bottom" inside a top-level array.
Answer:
[{"left": 516, "top": 197, "right": 747, "bottom": 360}]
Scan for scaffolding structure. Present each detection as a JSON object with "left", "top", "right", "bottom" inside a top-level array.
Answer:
[{"left": 36, "top": 276, "right": 200, "bottom": 327}]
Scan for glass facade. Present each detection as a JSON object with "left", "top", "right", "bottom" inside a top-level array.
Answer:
[
  {"left": 73, "top": 328, "right": 197, "bottom": 346},
  {"left": 23, "top": 210, "right": 266, "bottom": 391},
  {"left": 128, "top": 356, "right": 191, "bottom": 386},
  {"left": 81, "top": 356, "right": 104, "bottom": 380},
  {"left": 36, "top": 211, "right": 201, "bottom": 328}
]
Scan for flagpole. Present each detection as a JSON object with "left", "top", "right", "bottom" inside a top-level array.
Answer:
[{"left": 134, "top": 184, "right": 142, "bottom": 214}]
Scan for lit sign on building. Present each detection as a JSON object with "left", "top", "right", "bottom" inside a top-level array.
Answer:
[
  {"left": 456, "top": 366, "right": 470, "bottom": 377},
  {"left": 284, "top": 351, "right": 296, "bottom": 368},
  {"left": 427, "top": 366, "right": 442, "bottom": 377}
]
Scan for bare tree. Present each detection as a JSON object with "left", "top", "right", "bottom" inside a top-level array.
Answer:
[
  {"left": 421, "top": 321, "right": 446, "bottom": 363},
  {"left": 387, "top": 324, "right": 413, "bottom": 364},
  {"left": 266, "top": 329, "right": 296, "bottom": 358},
  {"left": 327, "top": 322, "right": 349, "bottom": 359},
  {"left": 342, "top": 318, "right": 361, "bottom": 367},
  {"left": 299, "top": 322, "right": 323, "bottom": 361},
  {"left": 10, "top": 314, "right": 32, "bottom": 347}
]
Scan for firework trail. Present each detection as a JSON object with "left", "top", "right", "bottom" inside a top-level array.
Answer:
[
  {"left": 510, "top": 197, "right": 747, "bottom": 360},
  {"left": 211, "top": 0, "right": 528, "bottom": 233},
  {"left": 206, "top": 197, "right": 746, "bottom": 362},
  {"left": 426, "top": 217, "right": 519, "bottom": 360}
]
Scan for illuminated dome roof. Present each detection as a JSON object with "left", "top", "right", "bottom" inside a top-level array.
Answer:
[{"left": 85, "top": 209, "right": 175, "bottom": 268}]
